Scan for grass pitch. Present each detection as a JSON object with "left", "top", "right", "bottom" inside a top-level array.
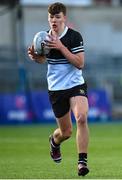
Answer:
[{"left": 0, "top": 122, "right": 122, "bottom": 179}]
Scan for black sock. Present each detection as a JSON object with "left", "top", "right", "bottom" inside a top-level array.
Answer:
[
  {"left": 78, "top": 153, "right": 87, "bottom": 166},
  {"left": 51, "top": 136, "right": 60, "bottom": 147}
]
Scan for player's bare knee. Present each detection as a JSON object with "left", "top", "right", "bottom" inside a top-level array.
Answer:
[
  {"left": 62, "top": 128, "right": 72, "bottom": 140},
  {"left": 76, "top": 113, "right": 87, "bottom": 125}
]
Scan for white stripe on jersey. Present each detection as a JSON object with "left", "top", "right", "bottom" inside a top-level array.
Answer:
[{"left": 71, "top": 45, "right": 84, "bottom": 53}]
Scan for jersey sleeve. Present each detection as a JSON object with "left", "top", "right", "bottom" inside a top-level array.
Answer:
[{"left": 70, "top": 31, "right": 84, "bottom": 54}]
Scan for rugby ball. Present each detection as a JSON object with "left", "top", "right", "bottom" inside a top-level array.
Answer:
[{"left": 33, "top": 31, "right": 50, "bottom": 55}]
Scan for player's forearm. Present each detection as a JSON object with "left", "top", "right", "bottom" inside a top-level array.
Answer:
[{"left": 60, "top": 45, "right": 84, "bottom": 69}]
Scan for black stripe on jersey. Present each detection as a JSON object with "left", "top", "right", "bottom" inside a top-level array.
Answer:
[
  {"left": 48, "top": 62, "right": 70, "bottom": 65},
  {"left": 47, "top": 58, "right": 70, "bottom": 65}
]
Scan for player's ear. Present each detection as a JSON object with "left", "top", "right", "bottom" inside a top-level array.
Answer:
[
  {"left": 64, "top": 15, "right": 67, "bottom": 22},
  {"left": 48, "top": 13, "right": 51, "bottom": 22}
]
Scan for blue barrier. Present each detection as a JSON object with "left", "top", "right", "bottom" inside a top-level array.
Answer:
[
  {"left": 88, "top": 89, "right": 111, "bottom": 122},
  {"left": 0, "top": 89, "right": 111, "bottom": 124},
  {"left": 30, "top": 91, "right": 55, "bottom": 123},
  {"left": 0, "top": 92, "right": 34, "bottom": 124}
]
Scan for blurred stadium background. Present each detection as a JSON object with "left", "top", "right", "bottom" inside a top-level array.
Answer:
[{"left": 0, "top": 0, "right": 122, "bottom": 124}]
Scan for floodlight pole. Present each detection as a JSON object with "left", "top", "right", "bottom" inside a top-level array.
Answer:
[
  {"left": 15, "top": 1, "right": 27, "bottom": 92},
  {"left": 9, "top": 0, "right": 26, "bottom": 92}
]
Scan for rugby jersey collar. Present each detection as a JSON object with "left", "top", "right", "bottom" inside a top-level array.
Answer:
[{"left": 49, "top": 26, "right": 68, "bottom": 39}]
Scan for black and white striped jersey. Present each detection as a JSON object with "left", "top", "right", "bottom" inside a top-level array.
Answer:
[{"left": 46, "top": 26, "right": 85, "bottom": 91}]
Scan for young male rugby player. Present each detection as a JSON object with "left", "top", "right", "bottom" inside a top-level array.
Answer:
[{"left": 28, "top": 2, "right": 89, "bottom": 176}]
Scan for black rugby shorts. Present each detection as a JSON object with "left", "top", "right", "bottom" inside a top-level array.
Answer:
[{"left": 48, "top": 83, "right": 88, "bottom": 118}]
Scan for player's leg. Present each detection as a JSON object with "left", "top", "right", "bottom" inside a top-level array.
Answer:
[
  {"left": 48, "top": 89, "right": 73, "bottom": 163},
  {"left": 70, "top": 96, "right": 89, "bottom": 176},
  {"left": 54, "top": 111, "right": 72, "bottom": 143},
  {"left": 49, "top": 111, "right": 73, "bottom": 163}
]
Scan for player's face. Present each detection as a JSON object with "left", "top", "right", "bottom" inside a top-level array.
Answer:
[{"left": 48, "top": 12, "right": 66, "bottom": 34}]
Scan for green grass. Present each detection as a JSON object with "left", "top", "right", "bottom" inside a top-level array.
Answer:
[{"left": 0, "top": 123, "right": 122, "bottom": 179}]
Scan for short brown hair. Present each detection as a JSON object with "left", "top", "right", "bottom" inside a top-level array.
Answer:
[{"left": 48, "top": 2, "right": 66, "bottom": 16}]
